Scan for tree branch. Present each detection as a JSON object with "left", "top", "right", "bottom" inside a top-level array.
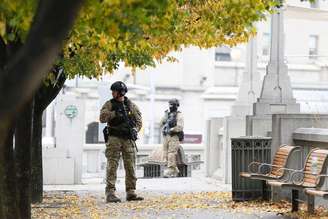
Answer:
[
  {"left": 0, "top": 0, "right": 83, "bottom": 126},
  {"left": 35, "top": 67, "right": 67, "bottom": 112}
]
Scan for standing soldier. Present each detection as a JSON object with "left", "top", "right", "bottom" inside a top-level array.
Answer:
[
  {"left": 160, "top": 98, "right": 184, "bottom": 177},
  {"left": 99, "top": 81, "right": 144, "bottom": 203}
]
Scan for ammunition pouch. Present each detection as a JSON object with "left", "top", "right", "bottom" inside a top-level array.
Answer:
[
  {"left": 108, "top": 127, "right": 137, "bottom": 141},
  {"left": 108, "top": 127, "right": 129, "bottom": 138},
  {"left": 108, "top": 113, "right": 125, "bottom": 126}
]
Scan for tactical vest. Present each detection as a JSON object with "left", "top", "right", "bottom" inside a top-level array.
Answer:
[
  {"left": 108, "top": 97, "right": 136, "bottom": 138},
  {"left": 163, "top": 111, "right": 184, "bottom": 141}
]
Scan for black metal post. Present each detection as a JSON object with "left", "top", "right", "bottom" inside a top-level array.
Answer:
[
  {"left": 307, "top": 195, "right": 315, "bottom": 214},
  {"left": 291, "top": 189, "right": 299, "bottom": 212},
  {"left": 261, "top": 180, "right": 270, "bottom": 201}
]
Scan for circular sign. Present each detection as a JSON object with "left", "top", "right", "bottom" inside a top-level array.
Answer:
[{"left": 64, "top": 105, "right": 78, "bottom": 119}]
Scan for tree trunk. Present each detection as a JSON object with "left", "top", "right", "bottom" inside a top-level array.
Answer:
[
  {"left": 0, "top": 123, "right": 20, "bottom": 219},
  {"left": 15, "top": 100, "right": 34, "bottom": 219},
  {"left": 0, "top": 35, "right": 5, "bottom": 219},
  {"left": 0, "top": 29, "right": 22, "bottom": 219},
  {"left": 30, "top": 67, "right": 66, "bottom": 203},
  {"left": 31, "top": 109, "right": 43, "bottom": 203},
  {"left": 0, "top": 1, "right": 82, "bottom": 217},
  {"left": 0, "top": 190, "right": 2, "bottom": 219}
]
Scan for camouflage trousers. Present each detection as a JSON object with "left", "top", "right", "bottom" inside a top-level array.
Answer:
[
  {"left": 105, "top": 136, "right": 137, "bottom": 195},
  {"left": 162, "top": 135, "right": 179, "bottom": 169}
]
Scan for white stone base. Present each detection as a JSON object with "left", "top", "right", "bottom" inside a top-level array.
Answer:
[
  {"left": 43, "top": 157, "right": 75, "bottom": 185},
  {"left": 42, "top": 137, "right": 55, "bottom": 148},
  {"left": 211, "top": 168, "right": 224, "bottom": 181}
]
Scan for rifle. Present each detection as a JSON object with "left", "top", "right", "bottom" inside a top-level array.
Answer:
[
  {"left": 162, "top": 111, "right": 184, "bottom": 141},
  {"left": 117, "top": 103, "right": 138, "bottom": 142},
  {"left": 162, "top": 112, "right": 177, "bottom": 136},
  {"left": 102, "top": 100, "right": 137, "bottom": 145}
]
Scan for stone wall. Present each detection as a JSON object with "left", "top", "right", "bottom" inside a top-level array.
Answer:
[{"left": 271, "top": 114, "right": 328, "bottom": 156}]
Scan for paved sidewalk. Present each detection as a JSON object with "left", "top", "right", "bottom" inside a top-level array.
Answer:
[
  {"left": 44, "top": 175, "right": 231, "bottom": 193},
  {"left": 37, "top": 176, "right": 294, "bottom": 219}
]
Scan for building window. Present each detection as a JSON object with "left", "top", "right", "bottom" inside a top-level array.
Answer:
[
  {"left": 262, "top": 32, "right": 270, "bottom": 56},
  {"left": 310, "top": 0, "right": 319, "bottom": 8},
  {"left": 85, "top": 122, "right": 99, "bottom": 144},
  {"left": 309, "top": 35, "right": 318, "bottom": 59},
  {"left": 215, "top": 46, "right": 231, "bottom": 61}
]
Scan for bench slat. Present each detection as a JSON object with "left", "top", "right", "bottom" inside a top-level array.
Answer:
[
  {"left": 305, "top": 189, "right": 328, "bottom": 199},
  {"left": 272, "top": 157, "right": 288, "bottom": 163}
]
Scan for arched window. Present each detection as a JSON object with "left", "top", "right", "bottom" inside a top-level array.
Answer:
[{"left": 85, "top": 122, "right": 99, "bottom": 144}]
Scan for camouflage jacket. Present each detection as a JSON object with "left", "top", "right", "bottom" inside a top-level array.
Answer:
[
  {"left": 99, "top": 97, "right": 142, "bottom": 132},
  {"left": 160, "top": 110, "right": 184, "bottom": 133}
]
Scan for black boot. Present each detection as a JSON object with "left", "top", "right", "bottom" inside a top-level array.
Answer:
[
  {"left": 106, "top": 193, "right": 121, "bottom": 203},
  {"left": 126, "top": 193, "right": 144, "bottom": 201}
]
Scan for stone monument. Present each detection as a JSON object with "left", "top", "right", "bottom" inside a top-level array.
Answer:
[
  {"left": 246, "top": 8, "right": 300, "bottom": 137},
  {"left": 43, "top": 93, "right": 85, "bottom": 184}
]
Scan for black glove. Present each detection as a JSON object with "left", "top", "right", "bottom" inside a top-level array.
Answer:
[
  {"left": 130, "top": 128, "right": 138, "bottom": 141},
  {"left": 103, "top": 126, "right": 109, "bottom": 142}
]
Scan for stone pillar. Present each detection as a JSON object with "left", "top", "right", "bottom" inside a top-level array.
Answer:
[
  {"left": 57, "top": 94, "right": 85, "bottom": 184},
  {"left": 149, "top": 72, "right": 156, "bottom": 144},
  {"left": 245, "top": 8, "right": 301, "bottom": 200},
  {"left": 231, "top": 36, "right": 261, "bottom": 116},
  {"left": 246, "top": 8, "right": 300, "bottom": 138},
  {"left": 253, "top": 10, "right": 300, "bottom": 115},
  {"left": 205, "top": 118, "right": 223, "bottom": 177},
  {"left": 216, "top": 35, "right": 261, "bottom": 183}
]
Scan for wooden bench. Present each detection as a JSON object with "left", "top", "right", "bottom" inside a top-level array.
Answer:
[
  {"left": 267, "top": 148, "right": 328, "bottom": 212},
  {"left": 239, "top": 145, "right": 301, "bottom": 200},
  {"left": 240, "top": 145, "right": 301, "bottom": 181},
  {"left": 303, "top": 171, "right": 328, "bottom": 213},
  {"left": 304, "top": 187, "right": 328, "bottom": 214}
]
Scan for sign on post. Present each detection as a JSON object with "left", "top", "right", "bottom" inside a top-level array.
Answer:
[{"left": 64, "top": 105, "right": 78, "bottom": 119}]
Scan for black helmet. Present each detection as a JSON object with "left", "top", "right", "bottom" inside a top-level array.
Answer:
[
  {"left": 168, "top": 98, "right": 179, "bottom": 107},
  {"left": 110, "top": 81, "right": 128, "bottom": 96}
]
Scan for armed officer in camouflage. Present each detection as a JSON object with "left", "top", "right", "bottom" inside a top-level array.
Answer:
[
  {"left": 160, "top": 98, "right": 184, "bottom": 177},
  {"left": 99, "top": 81, "right": 144, "bottom": 203}
]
